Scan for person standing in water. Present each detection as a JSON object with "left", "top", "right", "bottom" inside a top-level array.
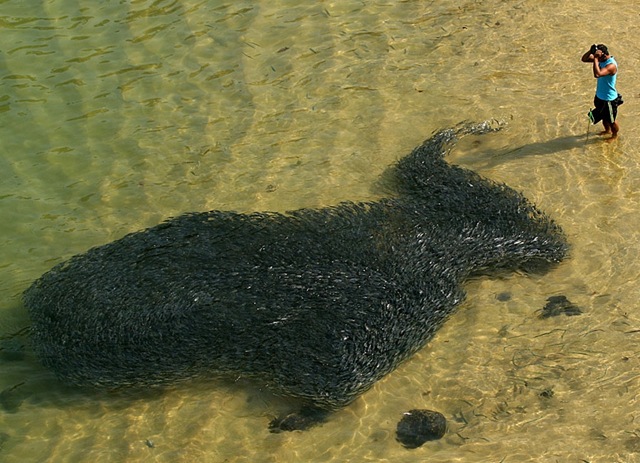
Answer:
[{"left": 581, "top": 44, "right": 622, "bottom": 141}]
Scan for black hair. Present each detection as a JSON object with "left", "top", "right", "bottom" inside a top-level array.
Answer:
[{"left": 596, "top": 44, "right": 609, "bottom": 55}]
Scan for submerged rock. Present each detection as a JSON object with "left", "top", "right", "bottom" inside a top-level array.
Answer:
[
  {"left": 269, "top": 406, "right": 330, "bottom": 433},
  {"left": 0, "top": 382, "right": 25, "bottom": 413},
  {"left": 396, "top": 409, "right": 447, "bottom": 448},
  {"left": 539, "top": 295, "right": 582, "bottom": 318}
]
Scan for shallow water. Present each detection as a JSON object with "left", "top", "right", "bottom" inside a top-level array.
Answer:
[{"left": 2, "top": 0, "right": 640, "bottom": 461}]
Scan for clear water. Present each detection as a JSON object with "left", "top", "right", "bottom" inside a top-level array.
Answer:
[{"left": 2, "top": 0, "right": 640, "bottom": 461}]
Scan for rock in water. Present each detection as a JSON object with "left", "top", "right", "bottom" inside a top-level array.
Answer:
[
  {"left": 396, "top": 409, "right": 447, "bottom": 448},
  {"left": 24, "top": 122, "right": 568, "bottom": 424},
  {"left": 269, "top": 406, "right": 330, "bottom": 433},
  {"left": 539, "top": 295, "right": 582, "bottom": 318}
]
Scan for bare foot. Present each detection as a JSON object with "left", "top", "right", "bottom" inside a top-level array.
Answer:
[
  {"left": 599, "top": 130, "right": 611, "bottom": 136},
  {"left": 605, "top": 135, "right": 618, "bottom": 143}
]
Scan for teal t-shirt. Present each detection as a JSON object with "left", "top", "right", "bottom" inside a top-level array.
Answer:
[{"left": 596, "top": 56, "right": 618, "bottom": 101}]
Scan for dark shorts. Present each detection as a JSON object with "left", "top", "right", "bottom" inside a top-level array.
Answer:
[{"left": 589, "top": 95, "right": 622, "bottom": 124}]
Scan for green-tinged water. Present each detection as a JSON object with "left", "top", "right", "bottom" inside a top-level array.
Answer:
[{"left": 2, "top": 0, "right": 640, "bottom": 461}]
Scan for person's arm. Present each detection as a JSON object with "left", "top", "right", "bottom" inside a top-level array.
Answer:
[
  {"left": 581, "top": 50, "right": 594, "bottom": 63},
  {"left": 592, "top": 52, "right": 617, "bottom": 78},
  {"left": 582, "top": 44, "right": 597, "bottom": 62}
]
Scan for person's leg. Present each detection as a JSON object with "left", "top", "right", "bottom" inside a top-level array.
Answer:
[
  {"left": 608, "top": 120, "right": 619, "bottom": 141},
  {"left": 593, "top": 98, "right": 610, "bottom": 135},
  {"left": 605, "top": 101, "right": 619, "bottom": 141}
]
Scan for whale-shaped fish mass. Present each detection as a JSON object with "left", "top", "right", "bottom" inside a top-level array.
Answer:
[{"left": 24, "top": 122, "right": 567, "bottom": 414}]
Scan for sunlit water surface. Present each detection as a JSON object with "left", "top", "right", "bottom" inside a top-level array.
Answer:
[{"left": 2, "top": 0, "right": 640, "bottom": 461}]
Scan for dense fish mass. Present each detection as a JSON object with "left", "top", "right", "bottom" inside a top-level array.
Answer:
[{"left": 24, "top": 123, "right": 567, "bottom": 414}]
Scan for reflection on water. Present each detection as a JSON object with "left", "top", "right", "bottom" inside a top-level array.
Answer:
[{"left": 1, "top": 0, "right": 640, "bottom": 461}]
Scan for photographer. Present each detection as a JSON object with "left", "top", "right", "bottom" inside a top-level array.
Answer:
[{"left": 581, "top": 44, "right": 621, "bottom": 141}]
